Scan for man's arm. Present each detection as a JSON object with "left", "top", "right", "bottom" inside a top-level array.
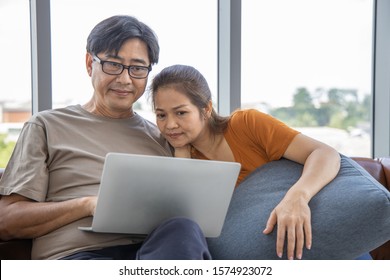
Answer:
[{"left": 0, "top": 193, "right": 96, "bottom": 240}]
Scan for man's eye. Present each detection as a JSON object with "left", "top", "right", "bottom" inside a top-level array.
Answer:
[
  {"left": 132, "top": 66, "right": 143, "bottom": 71},
  {"left": 106, "top": 62, "right": 122, "bottom": 69},
  {"left": 131, "top": 66, "right": 148, "bottom": 74}
]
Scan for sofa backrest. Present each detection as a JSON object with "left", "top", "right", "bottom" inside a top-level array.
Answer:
[{"left": 0, "top": 158, "right": 389, "bottom": 190}]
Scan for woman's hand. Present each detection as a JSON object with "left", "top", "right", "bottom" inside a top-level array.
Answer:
[
  {"left": 263, "top": 192, "right": 312, "bottom": 260},
  {"left": 264, "top": 133, "right": 340, "bottom": 259}
]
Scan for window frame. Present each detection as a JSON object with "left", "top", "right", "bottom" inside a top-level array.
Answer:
[
  {"left": 372, "top": 0, "right": 390, "bottom": 157},
  {"left": 30, "top": 0, "right": 52, "bottom": 113}
]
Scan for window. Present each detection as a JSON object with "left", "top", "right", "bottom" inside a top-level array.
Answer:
[
  {"left": 0, "top": 0, "right": 31, "bottom": 167},
  {"left": 0, "top": 0, "right": 381, "bottom": 169},
  {"left": 241, "top": 0, "right": 373, "bottom": 157}
]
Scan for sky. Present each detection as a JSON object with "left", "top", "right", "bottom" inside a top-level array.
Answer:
[
  {"left": 241, "top": 0, "right": 373, "bottom": 107},
  {"left": 0, "top": 0, "right": 373, "bottom": 109}
]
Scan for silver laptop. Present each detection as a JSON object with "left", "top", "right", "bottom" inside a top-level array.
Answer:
[{"left": 79, "top": 152, "right": 241, "bottom": 237}]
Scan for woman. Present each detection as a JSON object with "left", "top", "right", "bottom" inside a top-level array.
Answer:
[{"left": 149, "top": 64, "right": 341, "bottom": 260}]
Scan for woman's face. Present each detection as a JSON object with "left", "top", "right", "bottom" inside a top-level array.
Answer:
[{"left": 154, "top": 87, "right": 208, "bottom": 148}]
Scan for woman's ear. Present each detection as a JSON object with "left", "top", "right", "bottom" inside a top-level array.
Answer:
[{"left": 206, "top": 100, "right": 213, "bottom": 118}]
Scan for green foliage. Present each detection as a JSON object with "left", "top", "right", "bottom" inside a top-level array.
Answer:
[
  {"left": 0, "top": 134, "right": 16, "bottom": 168},
  {"left": 270, "top": 87, "right": 370, "bottom": 131}
]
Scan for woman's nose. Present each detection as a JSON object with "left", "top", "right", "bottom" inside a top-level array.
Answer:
[{"left": 166, "top": 116, "right": 179, "bottom": 129}]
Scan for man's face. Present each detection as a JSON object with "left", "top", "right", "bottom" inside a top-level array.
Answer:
[{"left": 86, "top": 38, "right": 150, "bottom": 118}]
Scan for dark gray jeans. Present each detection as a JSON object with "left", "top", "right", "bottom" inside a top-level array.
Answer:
[{"left": 61, "top": 217, "right": 211, "bottom": 260}]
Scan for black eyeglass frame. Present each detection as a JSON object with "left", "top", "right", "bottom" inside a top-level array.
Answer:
[{"left": 92, "top": 54, "right": 152, "bottom": 79}]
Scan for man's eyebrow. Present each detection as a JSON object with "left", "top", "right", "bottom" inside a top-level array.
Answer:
[
  {"left": 105, "top": 54, "right": 148, "bottom": 65},
  {"left": 104, "top": 54, "right": 121, "bottom": 60}
]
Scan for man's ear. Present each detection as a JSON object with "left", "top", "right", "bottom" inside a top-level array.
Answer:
[{"left": 86, "top": 53, "right": 93, "bottom": 76}]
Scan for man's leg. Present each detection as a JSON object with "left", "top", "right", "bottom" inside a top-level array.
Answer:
[
  {"left": 137, "top": 217, "right": 212, "bottom": 260},
  {"left": 60, "top": 243, "right": 142, "bottom": 260}
]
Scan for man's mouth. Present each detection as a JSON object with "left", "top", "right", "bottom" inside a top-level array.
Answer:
[{"left": 111, "top": 88, "right": 132, "bottom": 97}]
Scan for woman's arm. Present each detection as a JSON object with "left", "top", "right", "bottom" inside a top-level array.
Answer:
[
  {"left": 0, "top": 193, "right": 96, "bottom": 240},
  {"left": 263, "top": 133, "right": 340, "bottom": 260}
]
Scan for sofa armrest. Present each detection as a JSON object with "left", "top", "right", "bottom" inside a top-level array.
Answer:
[
  {"left": 0, "top": 239, "right": 32, "bottom": 260},
  {"left": 351, "top": 156, "right": 390, "bottom": 260},
  {"left": 351, "top": 157, "right": 389, "bottom": 188},
  {"left": 0, "top": 168, "right": 32, "bottom": 259}
]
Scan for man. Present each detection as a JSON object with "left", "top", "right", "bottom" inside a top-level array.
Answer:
[{"left": 0, "top": 15, "right": 211, "bottom": 260}]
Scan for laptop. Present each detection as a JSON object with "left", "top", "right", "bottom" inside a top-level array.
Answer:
[{"left": 79, "top": 152, "right": 241, "bottom": 237}]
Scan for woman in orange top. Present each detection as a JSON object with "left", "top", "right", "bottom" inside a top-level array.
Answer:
[{"left": 150, "top": 64, "right": 341, "bottom": 260}]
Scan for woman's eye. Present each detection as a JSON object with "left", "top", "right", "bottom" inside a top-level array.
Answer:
[
  {"left": 177, "top": 111, "right": 187, "bottom": 116},
  {"left": 156, "top": 114, "right": 165, "bottom": 119}
]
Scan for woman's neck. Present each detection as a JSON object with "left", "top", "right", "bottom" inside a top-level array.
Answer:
[{"left": 192, "top": 133, "right": 234, "bottom": 162}]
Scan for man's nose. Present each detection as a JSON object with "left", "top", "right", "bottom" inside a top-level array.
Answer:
[{"left": 116, "top": 69, "right": 133, "bottom": 83}]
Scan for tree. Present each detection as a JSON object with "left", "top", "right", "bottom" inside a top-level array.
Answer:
[
  {"left": 0, "top": 134, "right": 16, "bottom": 168},
  {"left": 269, "top": 87, "right": 369, "bottom": 131},
  {"left": 291, "top": 87, "right": 318, "bottom": 126},
  {"left": 292, "top": 87, "right": 315, "bottom": 110}
]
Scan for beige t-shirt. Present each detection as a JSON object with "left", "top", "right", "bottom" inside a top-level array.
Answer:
[{"left": 0, "top": 105, "right": 172, "bottom": 259}]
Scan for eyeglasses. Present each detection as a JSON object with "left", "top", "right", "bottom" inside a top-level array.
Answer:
[{"left": 93, "top": 54, "right": 151, "bottom": 79}]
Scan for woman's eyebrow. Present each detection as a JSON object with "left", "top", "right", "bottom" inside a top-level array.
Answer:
[
  {"left": 155, "top": 104, "right": 188, "bottom": 111},
  {"left": 172, "top": 104, "right": 189, "bottom": 110}
]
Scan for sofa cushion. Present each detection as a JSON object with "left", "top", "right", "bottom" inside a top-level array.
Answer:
[{"left": 207, "top": 155, "right": 390, "bottom": 259}]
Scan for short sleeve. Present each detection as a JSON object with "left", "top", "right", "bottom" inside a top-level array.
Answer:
[
  {"left": 0, "top": 119, "right": 49, "bottom": 201},
  {"left": 228, "top": 109, "right": 300, "bottom": 161}
]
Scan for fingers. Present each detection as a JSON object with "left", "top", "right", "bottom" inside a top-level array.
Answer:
[
  {"left": 287, "top": 226, "right": 298, "bottom": 260},
  {"left": 263, "top": 210, "right": 277, "bottom": 234},
  {"left": 275, "top": 216, "right": 311, "bottom": 260},
  {"left": 276, "top": 224, "right": 302, "bottom": 260},
  {"left": 295, "top": 223, "right": 304, "bottom": 260},
  {"left": 304, "top": 218, "right": 312, "bottom": 250},
  {"left": 265, "top": 206, "right": 312, "bottom": 259},
  {"left": 276, "top": 223, "right": 286, "bottom": 258}
]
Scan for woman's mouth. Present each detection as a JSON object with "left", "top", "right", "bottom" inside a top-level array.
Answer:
[{"left": 166, "top": 132, "right": 182, "bottom": 140}]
